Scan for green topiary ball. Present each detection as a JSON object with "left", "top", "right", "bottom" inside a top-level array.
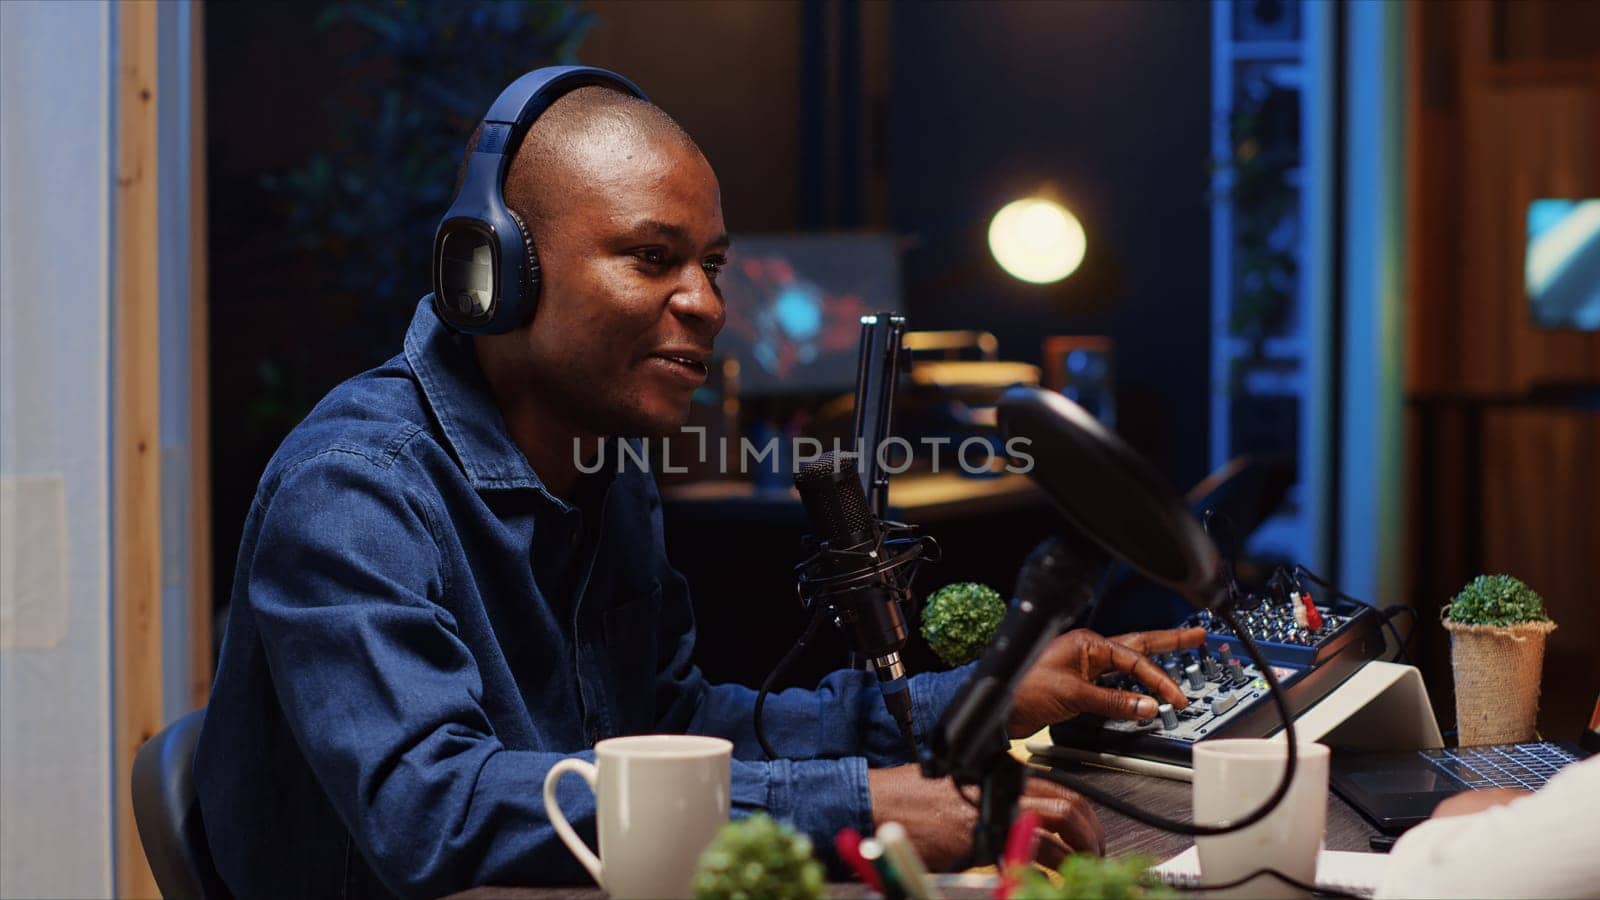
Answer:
[
  {"left": 922, "top": 582, "right": 1007, "bottom": 666},
  {"left": 1445, "top": 574, "right": 1549, "bottom": 627},
  {"left": 691, "top": 814, "right": 826, "bottom": 900}
]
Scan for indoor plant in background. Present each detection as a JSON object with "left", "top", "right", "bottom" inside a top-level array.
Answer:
[
  {"left": 1443, "top": 574, "right": 1557, "bottom": 745},
  {"left": 264, "top": 0, "right": 595, "bottom": 368}
]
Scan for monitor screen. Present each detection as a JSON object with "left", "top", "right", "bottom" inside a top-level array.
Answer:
[
  {"left": 1527, "top": 198, "right": 1600, "bottom": 330},
  {"left": 717, "top": 233, "right": 902, "bottom": 396}
]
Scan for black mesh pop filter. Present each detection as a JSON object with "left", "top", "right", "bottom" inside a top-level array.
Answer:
[{"left": 997, "top": 386, "right": 1226, "bottom": 609}]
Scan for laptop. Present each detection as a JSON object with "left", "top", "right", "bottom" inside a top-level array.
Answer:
[{"left": 1331, "top": 740, "right": 1592, "bottom": 833}]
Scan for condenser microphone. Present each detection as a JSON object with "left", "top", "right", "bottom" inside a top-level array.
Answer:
[{"left": 794, "top": 451, "right": 921, "bottom": 751}]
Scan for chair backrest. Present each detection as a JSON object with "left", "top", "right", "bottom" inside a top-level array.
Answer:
[{"left": 131, "top": 707, "right": 231, "bottom": 900}]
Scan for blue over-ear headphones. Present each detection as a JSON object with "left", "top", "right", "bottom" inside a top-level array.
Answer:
[{"left": 431, "top": 65, "right": 647, "bottom": 334}]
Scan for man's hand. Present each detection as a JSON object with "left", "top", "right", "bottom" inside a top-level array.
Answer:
[
  {"left": 867, "top": 764, "right": 1104, "bottom": 871},
  {"left": 1007, "top": 627, "right": 1208, "bottom": 738}
]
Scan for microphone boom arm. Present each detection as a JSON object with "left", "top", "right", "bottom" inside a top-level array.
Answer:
[{"left": 852, "top": 313, "right": 906, "bottom": 518}]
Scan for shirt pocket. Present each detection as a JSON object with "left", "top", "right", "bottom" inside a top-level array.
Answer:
[{"left": 600, "top": 579, "right": 663, "bottom": 735}]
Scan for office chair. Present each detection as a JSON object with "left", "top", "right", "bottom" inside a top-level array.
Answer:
[{"left": 131, "top": 707, "right": 231, "bottom": 900}]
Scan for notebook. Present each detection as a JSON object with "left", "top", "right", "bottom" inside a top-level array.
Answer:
[{"left": 1150, "top": 846, "right": 1389, "bottom": 898}]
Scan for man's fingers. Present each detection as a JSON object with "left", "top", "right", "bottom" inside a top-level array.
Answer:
[
  {"left": 1019, "top": 790, "right": 1103, "bottom": 858},
  {"left": 1096, "top": 641, "right": 1190, "bottom": 710},
  {"left": 1033, "top": 828, "right": 1070, "bottom": 869},
  {"left": 1074, "top": 685, "right": 1160, "bottom": 721},
  {"left": 1126, "top": 661, "right": 1191, "bottom": 710},
  {"left": 1111, "top": 627, "right": 1207, "bottom": 655},
  {"left": 1047, "top": 790, "right": 1104, "bottom": 856},
  {"left": 1070, "top": 795, "right": 1106, "bottom": 856}
]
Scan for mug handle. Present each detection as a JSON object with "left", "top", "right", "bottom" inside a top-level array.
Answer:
[{"left": 543, "top": 759, "right": 603, "bottom": 885}]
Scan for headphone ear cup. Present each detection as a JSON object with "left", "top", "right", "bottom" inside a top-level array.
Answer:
[{"left": 506, "top": 206, "right": 541, "bottom": 321}]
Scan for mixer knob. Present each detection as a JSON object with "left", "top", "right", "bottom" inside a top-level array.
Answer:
[
  {"left": 1158, "top": 703, "right": 1179, "bottom": 730},
  {"left": 1201, "top": 656, "right": 1221, "bottom": 679},
  {"left": 1184, "top": 663, "right": 1205, "bottom": 691}
]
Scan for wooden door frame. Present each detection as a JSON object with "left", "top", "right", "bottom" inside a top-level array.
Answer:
[
  {"left": 114, "top": 2, "right": 212, "bottom": 894},
  {"left": 113, "top": 3, "right": 163, "bottom": 896}
]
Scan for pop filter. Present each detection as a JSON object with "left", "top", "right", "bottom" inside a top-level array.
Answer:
[
  {"left": 997, "top": 386, "right": 1227, "bottom": 609},
  {"left": 928, "top": 386, "right": 1299, "bottom": 862}
]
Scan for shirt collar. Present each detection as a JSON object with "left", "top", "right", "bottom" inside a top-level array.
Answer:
[{"left": 403, "top": 295, "right": 552, "bottom": 495}]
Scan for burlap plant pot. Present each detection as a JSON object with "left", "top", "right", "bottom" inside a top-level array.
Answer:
[{"left": 1444, "top": 618, "right": 1557, "bottom": 745}]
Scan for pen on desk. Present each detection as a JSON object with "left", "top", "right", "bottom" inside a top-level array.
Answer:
[
  {"left": 878, "top": 822, "right": 943, "bottom": 900},
  {"left": 859, "top": 838, "right": 906, "bottom": 900},
  {"left": 836, "top": 828, "right": 885, "bottom": 892}
]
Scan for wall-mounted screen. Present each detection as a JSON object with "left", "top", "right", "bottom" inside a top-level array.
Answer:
[
  {"left": 1527, "top": 198, "right": 1600, "bottom": 330},
  {"left": 717, "top": 234, "right": 902, "bottom": 396}
]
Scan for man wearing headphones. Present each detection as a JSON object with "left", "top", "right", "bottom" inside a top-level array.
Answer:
[{"left": 195, "top": 67, "right": 1204, "bottom": 898}]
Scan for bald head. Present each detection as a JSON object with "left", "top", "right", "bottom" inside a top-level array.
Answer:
[{"left": 457, "top": 86, "right": 706, "bottom": 243}]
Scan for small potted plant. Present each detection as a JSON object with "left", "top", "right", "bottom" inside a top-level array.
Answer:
[
  {"left": 1443, "top": 575, "right": 1557, "bottom": 745},
  {"left": 1011, "top": 853, "right": 1172, "bottom": 899},
  {"left": 692, "top": 814, "right": 826, "bottom": 900},
  {"left": 921, "top": 582, "right": 1007, "bottom": 667}
]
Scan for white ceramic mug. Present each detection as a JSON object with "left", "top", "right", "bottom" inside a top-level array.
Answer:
[
  {"left": 1193, "top": 739, "right": 1330, "bottom": 899},
  {"left": 543, "top": 734, "right": 732, "bottom": 899}
]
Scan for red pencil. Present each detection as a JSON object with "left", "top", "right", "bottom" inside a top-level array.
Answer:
[
  {"left": 996, "top": 810, "right": 1043, "bottom": 900},
  {"left": 836, "top": 827, "right": 885, "bottom": 892}
]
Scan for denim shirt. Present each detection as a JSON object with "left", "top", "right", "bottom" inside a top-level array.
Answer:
[{"left": 195, "top": 298, "right": 971, "bottom": 900}]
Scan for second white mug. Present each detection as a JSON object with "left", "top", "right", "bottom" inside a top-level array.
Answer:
[{"left": 1193, "top": 739, "right": 1330, "bottom": 900}]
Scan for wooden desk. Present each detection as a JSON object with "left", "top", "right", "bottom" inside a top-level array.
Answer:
[{"left": 451, "top": 757, "right": 1381, "bottom": 899}]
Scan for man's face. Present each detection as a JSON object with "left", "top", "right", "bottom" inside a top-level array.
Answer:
[{"left": 517, "top": 133, "right": 728, "bottom": 439}]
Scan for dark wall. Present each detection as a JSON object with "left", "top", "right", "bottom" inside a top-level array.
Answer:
[
  {"left": 579, "top": 0, "right": 805, "bottom": 231},
  {"left": 206, "top": 3, "right": 346, "bottom": 615},
  {"left": 890, "top": 1, "right": 1213, "bottom": 489}
]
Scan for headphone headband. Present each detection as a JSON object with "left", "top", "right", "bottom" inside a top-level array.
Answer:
[{"left": 431, "top": 66, "right": 647, "bottom": 334}]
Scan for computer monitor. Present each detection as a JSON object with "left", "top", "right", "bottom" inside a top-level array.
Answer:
[
  {"left": 1526, "top": 198, "right": 1600, "bottom": 330},
  {"left": 717, "top": 233, "right": 902, "bottom": 396}
]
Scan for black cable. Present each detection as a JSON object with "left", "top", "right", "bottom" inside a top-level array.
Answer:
[
  {"left": 1294, "top": 564, "right": 1412, "bottom": 663},
  {"left": 1384, "top": 605, "right": 1418, "bottom": 657},
  {"left": 755, "top": 605, "right": 826, "bottom": 760},
  {"left": 1164, "top": 866, "right": 1366, "bottom": 899},
  {"left": 898, "top": 708, "right": 920, "bottom": 763},
  {"left": 1030, "top": 607, "right": 1299, "bottom": 836}
]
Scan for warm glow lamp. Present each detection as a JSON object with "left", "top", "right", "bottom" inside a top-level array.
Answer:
[{"left": 988, "top": 197, "right": 1086, "bottom": 284}]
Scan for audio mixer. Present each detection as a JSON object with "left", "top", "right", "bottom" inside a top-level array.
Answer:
[{"left": 1050, "top": 589, "right": 1386, "bottom": 766}]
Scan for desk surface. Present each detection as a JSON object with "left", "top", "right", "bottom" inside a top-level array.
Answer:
[{"left": 452, "top": 757, "right": 1380, "bottom": 899}]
